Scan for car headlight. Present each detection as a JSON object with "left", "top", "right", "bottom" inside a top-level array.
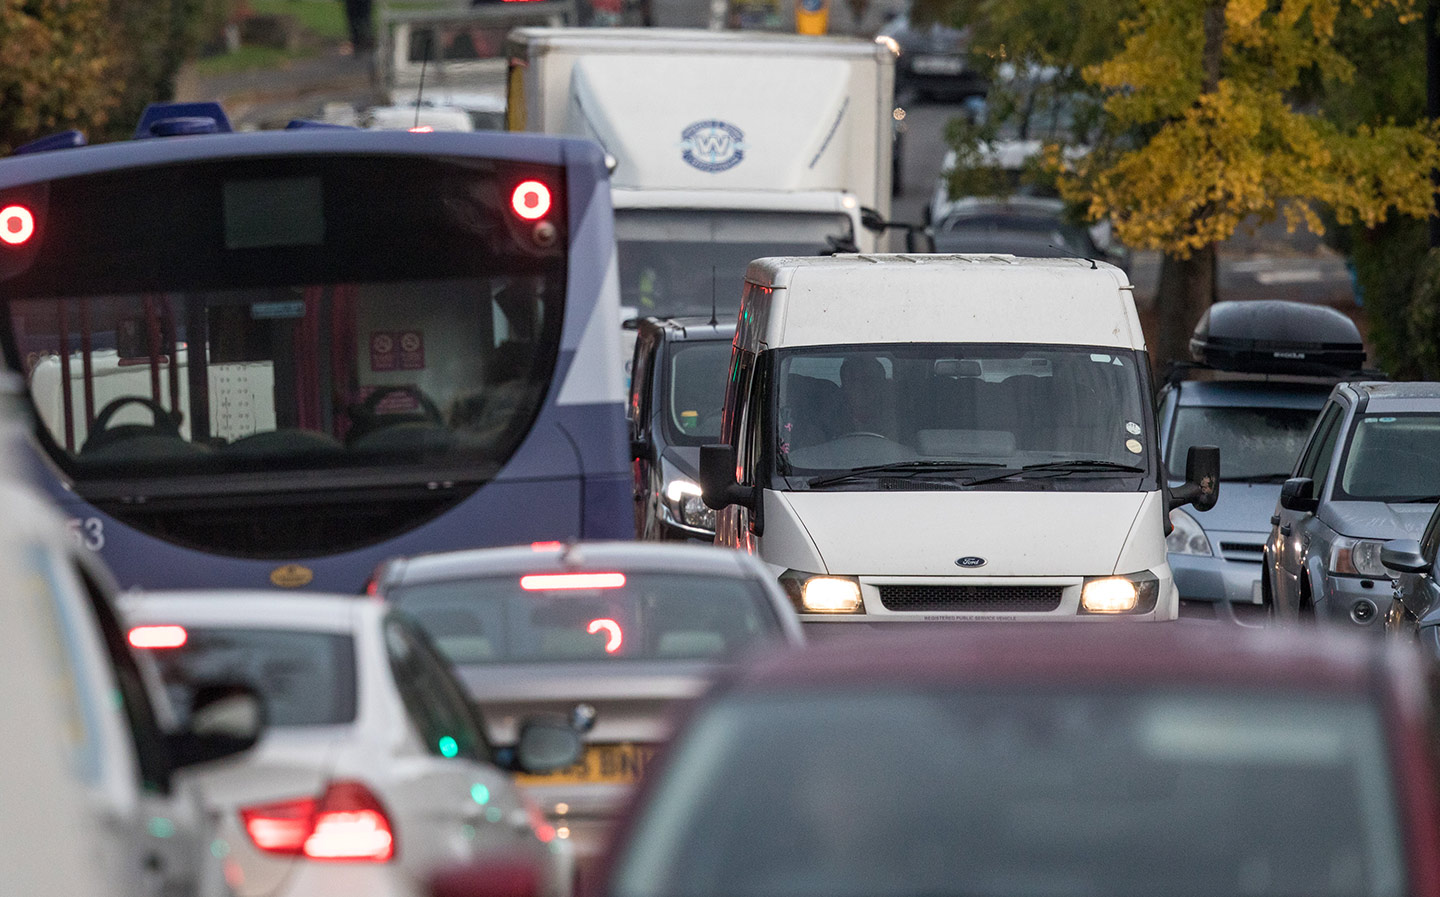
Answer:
[
  {"left": 1166, "top": 508, "right": 1213, "bottom": 557},
  {"left": 778, "top": 571, "right": 865, "bottom": 614},
  {"left": 1080, "top": 571, "right": 1161, "bottom": 615},
  {"left": 662, "top": 478, "right": 716, "bottom": 535},
  {"left": 1328, "top": 538, "right": 1389, "bottom": 578}
]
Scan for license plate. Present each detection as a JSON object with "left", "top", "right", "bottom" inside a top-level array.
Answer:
[
  {"left": 515, "top": 743, "right": 656, "bottom": 786},
  {"left": 912, "top": 55, "right": 964, "bottom": 75}
]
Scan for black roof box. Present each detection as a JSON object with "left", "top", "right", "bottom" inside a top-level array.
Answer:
[{"left": 1189, "top": 300, "right": 1366, "bottom": 375}]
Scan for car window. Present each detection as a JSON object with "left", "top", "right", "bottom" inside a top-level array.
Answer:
[
  {"left": 1335, "top": 414, "right": 1440, "bottom": 502},
  {"left": 146, "top": 628, "right": 357, "bottom": 727},
  {"left": 665, "top": 341, "right": 731, "bottom": 445},
  {"left": 71, "top": 561, "right": 172, "bottom": 794},
  {"left": 389, "top": 571, "right": 783, "bottom": 664},
  {"left": 1297, "top": 403, "right": 1343, "bottom": 484},
  {"left": 1166, "top": 406, "right": 1320, "bottom": 481},
  {"left": 612, "top": 688, "right": 1405, "bottom": 897},
  {"left": 384, "top": 615, "right": 491, "bottom": 763}
]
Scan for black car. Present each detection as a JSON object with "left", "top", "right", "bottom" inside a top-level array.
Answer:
[
  {"left": 878, "top": 14, "right": 986, "bottom": 102},
  {"left": 929, "top": 196, "right": 1123, "bottom": 268},
  {"left": 630, "top": 316, "right": 734, "bottom": 541}
]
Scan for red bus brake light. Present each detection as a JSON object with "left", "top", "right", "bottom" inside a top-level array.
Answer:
[
  {"left": 520, "top": 572, "right": 625, "bottom": 591},
  {"left": 510, "top": 181, "right": 551, "bottom": 220},
  {"left": 0, "top": 205, "right": 35, "bottom": 246},
  {"left": 128, "top": 625, "right": 188, "bottom": 649}
]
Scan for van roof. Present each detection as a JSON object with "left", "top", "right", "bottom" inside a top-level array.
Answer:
[
  {"left": 508, "top": 27, "right": 891, "bottom": 59},
  {"left": 742, "top": 254, "right": 1144, "bottom": 351}
]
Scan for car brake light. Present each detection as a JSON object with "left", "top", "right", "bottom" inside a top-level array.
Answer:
[
  {"left": 520, "top": 572, "right": 625, "bottom": 590},
  {"left": 0, "top": 205, "right": 34, "bottom": 246},
  {"left": 510, "top": 181, "right": 551, "bottom": 220},
  {"left": 530, "top": 541, "right": 564, "bottom": 551},
  {"left": 128, "top": 625, "right": 188, "bottom": 649},
  {"left": 241, "top": 781, "right": 394, "bottom": 862}
]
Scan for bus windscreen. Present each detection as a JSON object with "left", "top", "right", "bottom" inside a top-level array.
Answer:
[{"left": 0, "top": 154, "right": 568, "bottom": 555}]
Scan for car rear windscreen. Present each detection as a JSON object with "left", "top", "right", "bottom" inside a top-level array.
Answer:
[
  {"left": 149, "top": 628, "right": 357, "bottom": 727},
  {"left": 390, "top": 571, "right": 783, "bottom": 663}
]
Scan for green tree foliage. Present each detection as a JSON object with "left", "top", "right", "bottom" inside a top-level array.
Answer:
[{"left": 0, "top": 0, "right": 117, "bottom": 154}]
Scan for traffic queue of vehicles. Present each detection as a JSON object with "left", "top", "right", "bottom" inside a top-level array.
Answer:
[{"left": 7, "top": 27, "right": 1440, "bottom": 897}]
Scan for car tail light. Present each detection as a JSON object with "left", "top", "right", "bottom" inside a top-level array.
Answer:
[
  {"left": 240, "top": 781, "right": 394, "bottom": 862},
  {"left": 520, "top": 572, "right": 625, "bottom": 590},
  {"left": 128, "top": 625, "right": 188, "bottom": 649}
]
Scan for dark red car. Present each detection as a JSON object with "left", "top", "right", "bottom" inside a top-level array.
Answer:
[{"left": 440, "top": 625, "right": 1440, "bottom": 897}]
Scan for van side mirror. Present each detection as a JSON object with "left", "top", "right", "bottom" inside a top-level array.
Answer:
[
  {"left": 1382, "top": 539, "right": 1430, "bottom": 575},
  {"left": 859, "top": 206, "right": 887, "bottom": 233},
  {"left": 1279, "top": 477, "right": 1319, "bottom": 513},
  {"left": 1168, "top": 445, "right": 1219, "bottom": 512},
  {"left": 699, "top": 444, "right": 755, "bottom": 511},
  {"left": 169, "top": 683, "right": 265, "bottom": 770}
]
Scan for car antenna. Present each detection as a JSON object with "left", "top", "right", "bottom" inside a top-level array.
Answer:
[
  {"left": 709, "top": 267, "right": 719, "bottom": 327},
  {"left": 1047, "top": 243, "right": 1097, "bottom": 270},
  {"left": 413, "top": 31, "right": 432, "bottom": 130}
]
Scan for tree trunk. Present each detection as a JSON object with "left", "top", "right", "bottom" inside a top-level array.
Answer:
[
  {"left": 1154, "top": 245, "right": 1217, "bottom": 372},
  {"left": 1151, "top": 1, "right": 1225, "bottom": 372}
]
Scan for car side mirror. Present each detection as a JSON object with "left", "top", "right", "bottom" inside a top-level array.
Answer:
[
  {"left": 1382, "top": 539, "right": 1430, "bottom": 575},
  {"left": 1279, "top": 477, "right": 1319, "bottom": 513},
  {"left": 513, "top": 716, "right": 583, "bottom": 774},
  {"left": 1167, "top": 445, "right": 1219, "bottom": 512},
  {"left": 169, "top": 683, "right": 265, "bottom": 770},
  {"left": 699, "top": 443, "right": 755, "bottom": 511},
  {"left": 432, "top": 859, "right": 544, "bottom": 897}
]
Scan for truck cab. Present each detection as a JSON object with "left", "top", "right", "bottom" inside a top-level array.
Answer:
[{"left": 700, "top": 254, "right": 1218, "bottom": 631}]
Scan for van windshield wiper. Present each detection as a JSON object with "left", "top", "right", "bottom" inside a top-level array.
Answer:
[
  {"left": 962, "top": 459, "right": 1146, "bottom": 486},
  {"left": 808, "top": 461, "right": 1008, "bottom": 488},
  {"left": 1223, "top": 473, "right": 1292, "bottom": 484}
]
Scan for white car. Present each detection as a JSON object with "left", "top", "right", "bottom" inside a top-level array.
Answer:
[
  {"left": 122, "top": 591, "right": 581, "bottom": 897},
  {"left": 0, "top": 462, "right": 262, "bottom": 897}
]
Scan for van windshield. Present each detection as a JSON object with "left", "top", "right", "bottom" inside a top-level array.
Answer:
[{"left": 774, "top": 343, "right": 1153, "bottom": 491}]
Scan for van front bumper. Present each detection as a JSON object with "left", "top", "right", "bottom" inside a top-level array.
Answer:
[{"left": 796, "top": 571, "right": 1178, "bottom": 629}]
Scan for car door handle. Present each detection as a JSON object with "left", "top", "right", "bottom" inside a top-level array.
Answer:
[
  {"left": 1279, "top": 524, "right": 1292, "bottom": 536},
  {"left": 1270, "top": 515, "right": 1281, "bottom": 526}
]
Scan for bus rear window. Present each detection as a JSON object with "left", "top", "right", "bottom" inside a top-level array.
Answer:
[{"left": 1, "top": 155, "right": 567, "bottom": 486}]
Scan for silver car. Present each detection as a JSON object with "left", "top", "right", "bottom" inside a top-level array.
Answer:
[
  {"left": 1266, "top": 382, "right": 1440, "bottom": 627},
  {"left": 371, "top": 541, "right": 804, "bottom": 871}
]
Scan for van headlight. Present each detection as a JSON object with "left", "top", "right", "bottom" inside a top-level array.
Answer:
[
  {"left": 1080, "top": 572, "right": 1160, "bottom": 615},
  {"left": 1166, "top": 508, "right": 1213, "bottom": 557},
  {"left": 1328, "top": 538, "right": 1389, "bottom": 578},
  {"left": 779, "top": 571, "right": 865, "bottom": 614},
  {"left": 662, "top": 478, "right": 716, "bottom": 535}
]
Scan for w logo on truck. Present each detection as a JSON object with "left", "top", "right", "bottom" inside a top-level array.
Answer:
[{"left": 680, "top": 120, "right": 746, "bottom": 173}]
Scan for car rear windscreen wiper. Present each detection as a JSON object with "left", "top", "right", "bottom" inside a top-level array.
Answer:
[
  {"left": 962, "top": 459, "right": 1146, "bottom": 487},
  {"left": 808, "top": 460, "right": 1008, "bottom": 489}
]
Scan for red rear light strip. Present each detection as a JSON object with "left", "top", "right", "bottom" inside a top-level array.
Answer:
[
  {"left": 128, "top": 625, "right": 188, "bottom": 649},
  {"left": 520, "top": 572, "right": 626, "bottom": 590}
]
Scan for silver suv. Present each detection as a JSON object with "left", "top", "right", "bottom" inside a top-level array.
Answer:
[{"left": 1266, "top": 382, "right": 1440, "bottom": 627}]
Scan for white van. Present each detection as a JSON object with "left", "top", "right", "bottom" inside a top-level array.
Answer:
[
  {"left": 699, "top": 255, "right": 1218, "bottom": 627},
  {"left": 0, "top": 385, "right": 263, "bottom": 896}
]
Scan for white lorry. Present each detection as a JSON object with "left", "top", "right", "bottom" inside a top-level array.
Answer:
[{"left": 504, "top": 28, "right": 896, "bottom": 325}]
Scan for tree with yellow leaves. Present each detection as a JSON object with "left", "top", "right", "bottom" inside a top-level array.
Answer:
[
  {"left": 0, "top": 0, "right": 117, "bottom": 154},
  {"left": 1062, "top": 0, "right": 1440, "bottom": 365}
]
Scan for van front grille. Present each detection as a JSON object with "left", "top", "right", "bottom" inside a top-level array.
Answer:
[{"left": 878, "top": 585, "right": 1064, "bottom": 613}]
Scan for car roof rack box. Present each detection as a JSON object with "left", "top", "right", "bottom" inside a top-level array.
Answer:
[{"left": 1189, "top": 300, "right": 1366, "bottom": 375}]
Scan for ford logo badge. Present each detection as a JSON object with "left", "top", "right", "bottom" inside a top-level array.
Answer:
[{"left": 956, "top": 556, "right": 986, "bottom": 568}]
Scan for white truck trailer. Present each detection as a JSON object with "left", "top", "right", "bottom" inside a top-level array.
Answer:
[{"left": 504, "top": 28, "right": 896, "bottom": 324}]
